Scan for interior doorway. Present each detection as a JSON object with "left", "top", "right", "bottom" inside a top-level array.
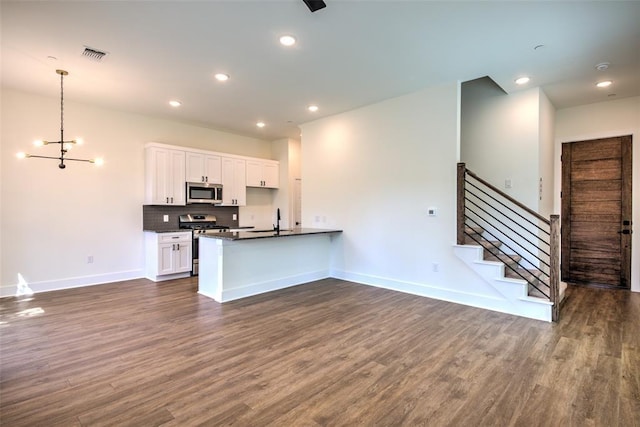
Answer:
[{"left": 561, "top": 135, "right": 632, "bottom": 288}]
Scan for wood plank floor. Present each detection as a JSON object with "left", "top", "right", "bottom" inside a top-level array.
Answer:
[{"left": 1, "top": 278, "right": 638, "bottom": 426}]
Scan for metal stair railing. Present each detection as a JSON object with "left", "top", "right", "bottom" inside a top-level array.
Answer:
[{"left": 457, "top": 163, "right": 560, "bottom": 321}]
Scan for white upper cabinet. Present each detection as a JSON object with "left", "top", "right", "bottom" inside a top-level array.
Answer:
[
  {"left": 246, "top": 159, "right": 279, "bottom": 188},
  {"left": 221, "top": 157, "right": 247, "bottom": 206},
  {"left": 145, "top": 146, "right": 186, "bottom": 205},
  {"left": 185, "top": 152, "right": 222, "bottom": 184},
  {"left": 144, "top": 142, "right": 278, "bottom": 206}
]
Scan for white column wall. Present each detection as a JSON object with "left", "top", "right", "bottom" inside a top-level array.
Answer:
[
  {"left": 461, "top": 86, "right": 542, "bottom": 211},
  {"left": 301, "top": 83, "right": 513, "bottom": 313}
]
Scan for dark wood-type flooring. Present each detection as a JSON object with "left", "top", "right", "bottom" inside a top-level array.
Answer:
[{"left": 1, "top": 278, "right": 639, "bottom": 426}]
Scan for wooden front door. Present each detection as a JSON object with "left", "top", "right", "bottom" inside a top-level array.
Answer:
[{"left": 561, "top": 135, "right": 632, "bottom": 288}]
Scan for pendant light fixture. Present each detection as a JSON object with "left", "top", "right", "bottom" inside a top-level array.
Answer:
[{"left": 16, "top": 69, "right": 103, "bottom": 169}]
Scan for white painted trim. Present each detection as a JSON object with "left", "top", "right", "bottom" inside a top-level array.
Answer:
[
  {"left": 215, "top": 269, "right": 331, "bottom": 303},
  {"left": 0, "top": 269, "right": 144, "bottom": 298},
  {"left": 330, "top": 269, "right": 524, "bottom": 310}
]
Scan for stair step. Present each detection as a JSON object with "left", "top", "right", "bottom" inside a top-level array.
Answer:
[
  {"left": 465, "top": 237, "right": 503, "bottom": 256},
  {"left": 465, "top": 226, "right": 484, "bottom": 236},
  {"left": 504, "top": 268, "right": 550, "bottom": 298},
  {"left": 505, "top": 268, "right": 546, "bottom": 283},
  {"left": 484, "top": 253, "right": 521, "bottom": 267}
]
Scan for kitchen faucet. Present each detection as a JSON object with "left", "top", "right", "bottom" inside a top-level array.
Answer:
[{"left": 273, "top": 208, "right": 281, "bottom": 234}]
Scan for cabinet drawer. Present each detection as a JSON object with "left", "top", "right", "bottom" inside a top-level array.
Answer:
[{"left": 158, "top": 232, "right": 192, "bottom": 243}]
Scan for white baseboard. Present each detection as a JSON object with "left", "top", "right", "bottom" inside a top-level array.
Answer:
[
  {"left": 217, "top": 269, "right": 331, "bottom": 303},
  {"left": 0, "top": 269, "right": 144, "bottom": 298},
  {"left": 330, "top": 269, "right": 537, "bottom": 318}
]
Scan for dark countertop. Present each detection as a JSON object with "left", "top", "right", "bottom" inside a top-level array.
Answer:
[{"left": 199, "top": 228, "right": 342, "bottom": 241}]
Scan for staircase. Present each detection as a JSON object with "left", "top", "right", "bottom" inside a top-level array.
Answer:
[
  {"left": 454, "top": 226, "right": 553, "bottom": 321},
  {"left": 454, "top": 163, "right": 561, "bottom": 322}
]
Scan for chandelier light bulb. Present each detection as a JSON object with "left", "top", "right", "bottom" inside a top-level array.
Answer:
[
  {"left": 33, "top": 140, "right": 45, "bottom": 147},
  {"left": 16, "top": 152, "right": 28, "bottom": 159}
]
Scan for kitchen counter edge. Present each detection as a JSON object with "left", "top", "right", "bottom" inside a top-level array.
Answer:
[{"left": 200, "top": 228, "right": 342, "bottom": 241}]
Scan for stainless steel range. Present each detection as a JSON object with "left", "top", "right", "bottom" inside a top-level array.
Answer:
[{"left": 178, "top": 214, "right": 229, "bottom": 275}]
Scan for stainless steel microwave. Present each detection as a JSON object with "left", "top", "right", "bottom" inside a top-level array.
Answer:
[{"left": 186, "top": 182, "right": 223, "bottom": 204}]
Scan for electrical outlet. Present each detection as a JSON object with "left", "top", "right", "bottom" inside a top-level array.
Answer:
[
  {"left": 233, "top": 213, "right": 237, "bottom": 221},
  {"left": 505, "top": 179, "right": 512, "bottom": 189},
  {"left": 87, "top": 255, "right": 94, "bottom": 264},
  {"left": 163, "top": 215, "right": 169, "bottom": 222},
  {"left": 432, "top": 262, "right": 439, "bottom": 272}
]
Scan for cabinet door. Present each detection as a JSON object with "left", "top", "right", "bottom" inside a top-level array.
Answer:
[
  {"left": 175, "top": 242, "right": 192, "bottom": 273},
  {"left": 186, "top": 152, "right": 206, "bottom": 183},
  {"left": 233, "top": 159, "right": 247, "bottom": 205},
  {"left": 263, "top": 163, "right": 279, "bottom": 188},
  {"left": 221, "top": 157, "right": 246, "bottom": 206},
  {"left": 221, "top": 157, "right": 236, "bottom": 205},
  {"left": 158, "top": 243, "right": 175, "bottom": 275},
  {"left": 146, "top": 147, "right": 170, "bottom": 204},
  {"left": 168, "top": 150, "right": 186, "bottom": 204},
  {"left": 204, "top": 155, "right": 222, "bottom": 184},
  {"left": 246, "top": 160, "right": 263, "bottom": 187}
]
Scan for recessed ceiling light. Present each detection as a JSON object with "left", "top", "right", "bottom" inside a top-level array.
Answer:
[
  {"left": 279, "top": 35, "right": 296, "bottom": 47},
  {"left": 256, "top": 121, "right": 266, "bottom": 128},
  {"left": 214, "top": 73, "right": 229, "bottom": 82},
  {"left": 515, "top": 77, "right": 530, "bottom": 85},
  {"left": 169, "top": 100, "right": 182, "bottom": 107},
  {"left": 596, "top": 80, "right": 612, "bottom": 88},
  {"left": 308, "top": 105, "right": 319, "bottom": 112}
]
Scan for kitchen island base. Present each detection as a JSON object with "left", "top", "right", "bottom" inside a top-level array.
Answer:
[{"left": 198, "top": 231, "right": 340, "bottom": 302}]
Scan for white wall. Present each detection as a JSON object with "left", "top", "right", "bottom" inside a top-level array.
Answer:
[
  {"left": 538, "top": 90, "right": 556, "bottom": 218},
  {"left": 554, "top": 96, "right": 640, "bottom": 292},
  {"left": 301, "top": 82, "right": 516, "bottom": 314},
  {"left": 272, "top": 138, "right": 301, "bottom": 230},
  {"left": 0, "top": 88, "right": 272, "bottom": 295},
  {"left": 461, "top": 84, "right": 542, "bottom": 211}
]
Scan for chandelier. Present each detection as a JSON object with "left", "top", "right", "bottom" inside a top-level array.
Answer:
[{"left": 16, "top": 69, "right": 103, "bottom": 169}]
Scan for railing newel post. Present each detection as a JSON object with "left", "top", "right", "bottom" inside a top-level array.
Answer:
[
  {"left": 549, "top": 214, "right": 560, "bottom": 322},
  {"left": 457, "top": 163, "right": 466, "bottom": 245}
]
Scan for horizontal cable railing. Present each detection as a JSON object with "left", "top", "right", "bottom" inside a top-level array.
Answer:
[{"left": 457, "top": 163, "right": 560, "bottom": 321}]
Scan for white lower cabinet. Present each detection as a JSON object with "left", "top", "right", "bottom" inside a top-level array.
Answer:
[{"left": 145, "top": 232, "right": 192, "bottom": 281}]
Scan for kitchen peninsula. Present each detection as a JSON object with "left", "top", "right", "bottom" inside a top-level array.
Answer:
[{"left": 198, "top": 229, "right": 342, "bottom": 303}]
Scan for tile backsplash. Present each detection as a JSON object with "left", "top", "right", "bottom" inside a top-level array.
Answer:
[{"left": 143, "top": 205, "right": 239, "bottom": 231}]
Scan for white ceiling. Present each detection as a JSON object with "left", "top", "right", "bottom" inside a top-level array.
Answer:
[{"left": 2, "top": 1, "right": 639, "bottom": 141}]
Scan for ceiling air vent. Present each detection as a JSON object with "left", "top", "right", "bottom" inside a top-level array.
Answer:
[{"left": 82, "top": 46, "right": 108, "bottom": 62}]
